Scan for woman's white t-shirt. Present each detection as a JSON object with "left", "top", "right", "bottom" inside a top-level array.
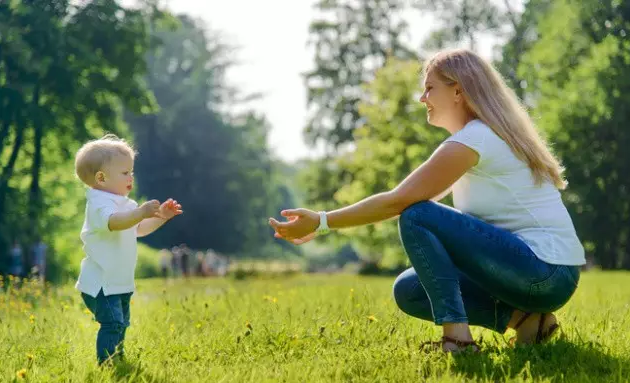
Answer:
[{"left": 443, "top": 119, "right": 585, "bottom": 266}]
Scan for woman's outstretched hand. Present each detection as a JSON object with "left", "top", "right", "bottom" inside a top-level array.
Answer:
[{"left": 269, "top": 208, "right": 320, "bottom": 245}]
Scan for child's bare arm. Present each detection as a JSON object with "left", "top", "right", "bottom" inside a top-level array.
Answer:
[
  {"left": 108, "top": 200, "right": 160, "bottom": 231},
  {"left": 136, "top": 198, "right": 182, "bottom": 237},
  {"left": 137, "top": 217, "right": 168, "bottom": 237}
]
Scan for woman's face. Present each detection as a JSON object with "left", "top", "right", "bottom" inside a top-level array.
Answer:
[{"left": 420, "top": 70, "right": 460, "bottom": 129}]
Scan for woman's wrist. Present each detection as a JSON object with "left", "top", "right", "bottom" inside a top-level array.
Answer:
[{"left": 315, "top": 211, "right": 330, "bottom": 235}]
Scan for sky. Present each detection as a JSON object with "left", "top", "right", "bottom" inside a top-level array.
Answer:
[{"left": 158, "top": 1, "right": 500, "bottom": 163}]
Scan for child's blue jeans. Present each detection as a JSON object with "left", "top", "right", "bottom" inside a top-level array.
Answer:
[
  {"left": 81, "top": 289, "right": 132, "bottom": 364},
  {"left": 393, "top": 201, "right": 580, "bottom": 332}
]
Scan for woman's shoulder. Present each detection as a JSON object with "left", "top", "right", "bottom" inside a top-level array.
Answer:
[
  {"left": 445, "top": 120, "right": 496, "bottom": 155},
  {"left": 448, "top": 119, "right": 496, "bottom": 142}
]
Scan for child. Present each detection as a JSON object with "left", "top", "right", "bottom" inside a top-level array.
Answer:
[{"left": 74, "top": 134, "right": 182, "bottom": 365}]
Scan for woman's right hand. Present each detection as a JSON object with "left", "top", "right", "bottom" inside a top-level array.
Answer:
[
  {"left": 270, "top": 211, "right": 319, "bottom": 245},
  {"left": 274, "top": 231, "right": 317, "bottom": 245}
]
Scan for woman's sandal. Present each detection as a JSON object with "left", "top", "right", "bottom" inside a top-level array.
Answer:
[
  {"left": 509, "top": 312, "right": 560, "bottom": 346},
  {"left": 421, "top": 335, "right": 480, "bottom": 353}
]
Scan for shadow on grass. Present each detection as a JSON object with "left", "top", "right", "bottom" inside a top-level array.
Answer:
[
  {"left": 84, "top": 358, "right": 170, "bottom": 383},
  {"left": 451, "top": 337, "right": 628, "bottom": 382}
]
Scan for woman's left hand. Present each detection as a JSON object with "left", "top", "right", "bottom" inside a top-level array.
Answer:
[{"left": 269, "top": 208, "right": 319, "bottom": 245}]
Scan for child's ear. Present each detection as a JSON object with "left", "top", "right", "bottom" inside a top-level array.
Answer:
[{"left": 95, "top": 171, "right": 105, "bottom": 185}]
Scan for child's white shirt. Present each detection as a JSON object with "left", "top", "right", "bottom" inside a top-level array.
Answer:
[{"left": 76, "top": 188, "right": 138, "bottom": 297}]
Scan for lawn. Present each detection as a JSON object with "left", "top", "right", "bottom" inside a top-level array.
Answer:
[{"left": 1, "top": 271, "right": 628, "bottom": 382}]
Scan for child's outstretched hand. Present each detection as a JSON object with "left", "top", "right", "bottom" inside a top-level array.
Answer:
[{"left": 158, "top": 198, "right": 183, "bottom": 220}]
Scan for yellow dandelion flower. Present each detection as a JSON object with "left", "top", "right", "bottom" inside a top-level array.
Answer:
[
  {"left": 29, "top": 314, "right": 35, "bottom": 324},
  {"left": 367, "top": 315, "right": 378, "bottom": 322},
  {"left": 26, "top": 353, "right": 35, "bottom": 361},
  {"left": 170, "top": 324, "right": 175, "bottom": 333},
  {"left": 195, "top": 323, "right": 202, "bottom": 329},
  {"left": 16, "top": 368, "right": 27, "bottom": 379}
]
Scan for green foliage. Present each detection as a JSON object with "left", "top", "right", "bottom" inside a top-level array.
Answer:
[
  {"left": 516, "top": 0, "right": 630, "bottom": 268},
  {"left": 414, "top": 0, "right": 506, "bottom": 52},
  {"left": 300, "top": 58, "right": 447, "bottom": 267},
  {"left": 125, "top": 15, "right": 299, "bottom": 259},
  {"left": 334, "top": 58, "right": 447, "bottom": 267},
  {"left": 0, "top": 0, "right": 167, "bottom": 280},
  {"left": 1, "top": 272, "right": 629, "bottom": 381},
  {"left": 304, "top": 0, "right": 417, "bottom": 149},
  {"left": 494, "top": 0, "right": 554, "bottom": 99}
]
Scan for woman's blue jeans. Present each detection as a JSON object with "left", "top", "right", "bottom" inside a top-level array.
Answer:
[{"left": 393, "top": 201, "right": 580, "bottom": 333}]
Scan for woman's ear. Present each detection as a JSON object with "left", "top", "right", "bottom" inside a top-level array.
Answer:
[{"left": 454, "top": 85, "right": 463, "bottom": 103}]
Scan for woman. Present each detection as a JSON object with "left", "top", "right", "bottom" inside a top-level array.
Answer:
[{"left": 269, "top": 49, "right": 585, "bottom": 353}]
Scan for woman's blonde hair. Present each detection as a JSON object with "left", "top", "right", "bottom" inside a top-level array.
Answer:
[
  {"left": 423, "top": 49, "right": 567, "bottom": 189},
  {"left": 75, "top": 134, "right": 135, "bottom": 186}
]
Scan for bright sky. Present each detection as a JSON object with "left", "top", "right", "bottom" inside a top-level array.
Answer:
[{"left": 160, "top": 1, "right": 501, "bottom": 163}]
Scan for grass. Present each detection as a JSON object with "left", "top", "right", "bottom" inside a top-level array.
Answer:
[{"left": 1, "top": 271, "right": 628, "bottom": 382}]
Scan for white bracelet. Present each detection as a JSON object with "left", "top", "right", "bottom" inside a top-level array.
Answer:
[{"left": 316, "top": 211, "right": 330, "bottom": 235}]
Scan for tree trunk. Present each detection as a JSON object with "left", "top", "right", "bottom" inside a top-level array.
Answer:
[
  {"left": 0, "top": 118, "right": 10, "bottom": 151},
  {"left": 28, "top": 85, "right": 43, "bottom": 237},
  {"left": 0, "top": 118, "right": 24, "bottom": 195},
  {"left": 0, "top": 115, "right": 24, "bottom": 208}
]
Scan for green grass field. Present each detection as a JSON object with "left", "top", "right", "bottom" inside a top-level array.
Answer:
[{"left": 1, "top": 271, "right": 628, "bottom": 382}]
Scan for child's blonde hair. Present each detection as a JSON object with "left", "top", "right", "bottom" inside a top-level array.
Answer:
[
  {"left": 75, "top": 134, "right": 136, "bottom": 186},
  {"left": 423, "top": 49, "right": 567, "bottom": 189}
]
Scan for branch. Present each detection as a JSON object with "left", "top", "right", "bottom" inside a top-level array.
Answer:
[
  {"left": 502, "top": 0, "right": 520, "bottom": 29},
  {"left": 0, "top": 115, "right": 25, "bottom": 189},
  {"left": 0, "top": 118, "right": 10, "bottom": 150}
]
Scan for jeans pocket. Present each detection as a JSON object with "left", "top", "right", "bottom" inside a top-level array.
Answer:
[
  {"left": 528, "top": 265, "right": 573, "bottom": 312},
  {"left": 565, "top": 266, "right": 580, "bottom": 288}
]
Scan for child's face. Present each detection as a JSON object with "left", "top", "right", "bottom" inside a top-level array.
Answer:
[{"left": 95, "top": 154, "right": 135, "bottom": 196}]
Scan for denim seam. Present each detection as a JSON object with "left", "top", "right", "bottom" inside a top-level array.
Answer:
[
  {"left": 407, "top": 208, "right": 467, "bottom": 326},
  {"left": 102, "top": 294, "right": 118, "bottom": 325}
]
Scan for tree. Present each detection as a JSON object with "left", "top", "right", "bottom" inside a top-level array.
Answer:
[
  {"left": 300, "top": 0, "right": 418, "bottom": 252},
  {"left": 304, "top": 0, "right": 417, "bottom": 150},
  {"left": 126, "top": 14, "right": 293, "bottom": 258},
  {"left": 0, "top": 0, "right": 164, "bottom": 278},
  {"left": 414, "top": 0, "right": 506, "bottom": 52},
  {"left": 494, "top": 0, "right": 554, "bottom": 100},
  {"left": 517, "top": 0, "right": 630, "bottom": 268},
  {"left": 328, "top": 58, "right": 447, "bottom": 267}
]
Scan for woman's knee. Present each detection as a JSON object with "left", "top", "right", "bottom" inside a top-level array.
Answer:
[
  {"left": 399, "top": 201, "right": 438, "bottom": 231},
  {"left": 392, "top": 268, "right": 421, "bottom": 309},
  {"left": 392, "top": 268, "right": 434, "bottom": 321}
]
